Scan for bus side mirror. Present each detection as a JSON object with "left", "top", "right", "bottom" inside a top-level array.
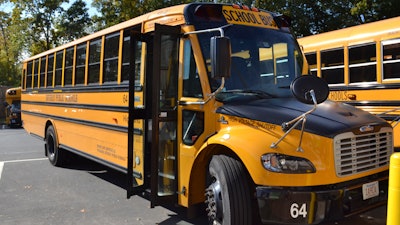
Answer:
[
  {"left": 210, "top": 36, "right": 231, "bottom": 79},
  {"left": 290, "top": 75, "right": 329, "bottom": 104}
]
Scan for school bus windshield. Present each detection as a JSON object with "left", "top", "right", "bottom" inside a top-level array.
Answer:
[{"left": 197, "top": 25, "right": 304, "bottom": 101}]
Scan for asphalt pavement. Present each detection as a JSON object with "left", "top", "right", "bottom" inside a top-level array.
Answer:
[{"left": 0, "top": 127, "right": 388, "bottom": 225}]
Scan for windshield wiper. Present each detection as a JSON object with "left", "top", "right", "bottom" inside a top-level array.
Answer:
[{"left": 222, "top": 89, "right": 275, "bottom": 98}]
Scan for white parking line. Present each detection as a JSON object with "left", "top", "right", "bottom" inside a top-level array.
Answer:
[
  {"left": 0, "top": 162, "right": 4, "bottom": 181},
  {"left": 0, "top": 158, "right": 47, "bottom": 182},
  {"left": 2, "top": 158, "right": 47, "bottom": 164}
]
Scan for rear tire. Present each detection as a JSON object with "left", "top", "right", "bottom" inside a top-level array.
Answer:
[
  {"left": 205, "top": 155, "right": 253, "bottom": 225},
  {"left": 45, "top": 126, "right": 65, "bottom": 166}
]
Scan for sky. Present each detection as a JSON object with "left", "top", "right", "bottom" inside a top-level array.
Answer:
[{"left": 0, "top": 0, "right": 99, "bottom": 16}]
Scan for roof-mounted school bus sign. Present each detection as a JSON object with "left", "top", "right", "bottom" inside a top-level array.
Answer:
[
  {"left": 222, "top": 5, "right": 278, "bottom": 29},
  {"left": 20, "top": 3, "right": 392, "bottom": 224}
]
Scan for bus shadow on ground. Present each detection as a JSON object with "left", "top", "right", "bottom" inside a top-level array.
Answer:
[
  {"left": 61, "top": 153, "right": 126, "bottom": 189},
  {"left": 60, "top": 152, "right": 209, "bottom": 225}
]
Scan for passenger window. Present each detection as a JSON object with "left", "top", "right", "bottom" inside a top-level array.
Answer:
[
  {"left": 47, "top": 54, "right": 54, "bottom": 87},
  {"left": 26, "top": 61, "right": 33, "bottom": 89},
  {"left": 104, "top": 32, "right": 120, "bottom": 83},
  {"left": 349, "top": 43, "right": 376, "bottom": 83},
  {"left": 33, "top": 59, "right": 39, "bottom": 88},
  {"left": 121, "top": 35, "right": 130, "bottom": 83},
  {"left": 64, "top": 47, "right": 74, "bottom": 86},
  {"left": 183, "top": 40, "right": 202, "bottom": 98},
  {"left": 121, "top": 33, "right": 142, "bottom": 87},
  {"left": 382, "top": 39, "right": 400, "bottom": 80},
  {"left": 321, "top": 48, "right": 344, "bottom": 84},
  {"left": 75, "top": 43, "right": 87, "bottom": 85},
  {"left": 304, "top": 52, "right": 317, "bottom": 76},
  {"left": 55, "top": 51, "right": 64, "bottom": 86},
  {"left": 40, "top": 57, "right": 46, "bottom": 87},
  {"left": 88, "top": 38, "right": 102, "bottom": 84}
]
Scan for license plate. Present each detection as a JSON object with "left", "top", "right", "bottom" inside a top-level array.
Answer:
[{"left": 362, "top": 181, "right": 379, "bottom": 200}]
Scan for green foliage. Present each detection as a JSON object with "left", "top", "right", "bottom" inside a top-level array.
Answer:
[
  {"left": 1, "top": 0, "right": 400, "bottom": 87},
  {"left": 54, "top": 0, "right": 92, "bottom": 44},
  {"left": 0, "top": 11, "right": 21, "bottom": 86},
  {"left": 91, "top": 0, "right": 193, "bottom": 30},
  {"left": 13, "top": 0, "right": 68, "bottom": 53}
]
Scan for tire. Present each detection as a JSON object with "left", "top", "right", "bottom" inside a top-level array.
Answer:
[
  {"left": 45, "top": 126, "right": 65, "bottom": 166},
  {"left": 205, "top": 155, "right": 252, "bottom": 225}
]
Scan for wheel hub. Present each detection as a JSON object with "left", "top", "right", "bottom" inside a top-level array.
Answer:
[{"left": 205, "top": 179, "right": 223, "bottom": 223}]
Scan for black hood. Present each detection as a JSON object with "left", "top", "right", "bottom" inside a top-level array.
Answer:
[{"left": 216, "top": 98, "right": 389, "bottom": 137}]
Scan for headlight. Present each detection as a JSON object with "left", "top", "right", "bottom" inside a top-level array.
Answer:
[{"left": 261, "top": 153, "right": 316, "bottom": 174}]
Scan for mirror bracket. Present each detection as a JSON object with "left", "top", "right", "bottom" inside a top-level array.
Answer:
[{"left": 271, "top": 76, "right": 329, "bottom": 151}]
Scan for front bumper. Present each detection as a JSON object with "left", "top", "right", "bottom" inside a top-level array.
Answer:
[{"left": 256, "top": 172, "right": 388, "bottom": 224}]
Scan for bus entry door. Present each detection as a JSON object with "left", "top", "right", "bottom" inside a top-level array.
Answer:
[
  {"left": 151, "top": 24, "right": 181, "bottom": 207},
  {"left": 127, "top": 30, "right": 146, "bottom": 198}
]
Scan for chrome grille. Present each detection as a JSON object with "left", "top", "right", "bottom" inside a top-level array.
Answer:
[{"left": 334, "top": 127, "right": 392, "bottom": 177}]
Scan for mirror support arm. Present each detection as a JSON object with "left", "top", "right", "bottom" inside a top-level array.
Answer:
[{"left": 270, "top": 90, "right": 317, "bottom": 152}]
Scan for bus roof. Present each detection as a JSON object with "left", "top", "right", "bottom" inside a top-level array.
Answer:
[
  {"left": 24, "top": 4, "right": 188, "bottom": 62},
  {"left": 24, "top": 3, "right": 286, "bottom": 63},
  {"left": 298, "top": 16, "right": 400, "bottom": 51}
]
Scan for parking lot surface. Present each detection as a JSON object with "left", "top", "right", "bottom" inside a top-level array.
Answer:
[{"left": 0, "top": 128, "right": 387, "bottom": 225}]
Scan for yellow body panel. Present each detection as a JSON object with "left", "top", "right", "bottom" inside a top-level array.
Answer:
[
  {"left": 206, "top": 114, "right": 388, "bottom": 187},
  {"left": 22, "top": 90, "right": 145, "bottom": 186}
]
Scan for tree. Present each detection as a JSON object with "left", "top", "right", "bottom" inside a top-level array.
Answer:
[
  {"left": 55, "top": 0, "right": 92, "bottom": 44},
  {"left": 92, "top": 0, "right": 192, "bottom": 30},
  {"left": 0, "top": 10, "right": 22, "bottom": 86},
  {"left": 351, "top": 0, "right": 400, "bottom": 23},
  {"left": 10, "top": 0, "right": 68, "bottom": 53}
]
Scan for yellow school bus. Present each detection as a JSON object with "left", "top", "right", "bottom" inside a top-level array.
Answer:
[
  {"left": 298, "top": 16, "right": 400, "bottom": 151},
  {"left": 21, "top": 3, "right": 392, "bottom": 224},
  {"left": 4, "top": 87, "right": 22, "bottom": 127}
]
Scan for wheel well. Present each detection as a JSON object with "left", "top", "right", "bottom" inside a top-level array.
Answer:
[
  {"left": 44, "top": 121, "right": 54, "bottom": 156},
  {"left": 188, "top": 144, "right": 255, "bottom": 206},
  {"left": 44, "top": 120, "right": 57, "bottom": 146}
]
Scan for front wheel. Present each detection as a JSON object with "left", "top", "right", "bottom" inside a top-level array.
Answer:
[
  {"left": 205, "top": 155, "right": 253, "bottom": 225},
  {"left": 45, "top": 125, "right": 65, "bottom": 166}
]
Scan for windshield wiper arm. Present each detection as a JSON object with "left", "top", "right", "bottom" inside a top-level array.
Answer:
[{"left": 223, "top": 90, "right": 275, "bottom": 98}]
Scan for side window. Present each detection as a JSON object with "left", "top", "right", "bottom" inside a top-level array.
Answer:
[
  {"left": 382, "top": 39, "right": 400, "bottom": 80},
  {"left": 182, "top": 110, "right": 204, "bottom": 145},
  {"left": 55, "top": 50, "right": 64, "bottom": 86},
  {"left": 40, "top": 57, "right": 46, "bottom": 87},
  {"left": 64, "top": 47, "right": 74, "bottom": 86},
  {"left": 183, "top": 40, "right": 202, "bottom": 98},
  {"left": 33, "top": 59, "right": 39, "bottom": 88},
  {"left": 121, "top": 33, "right": 142, "bottom": 86},
  {"left": 349, "top": 43, "right": 376, "bottom": 83},
  {"left": 121, "top": 34, "right": 130, "bottom": 83},
  {"left": 47, "top": 54, "right": 54, "bottom": 87},
  {"left": 304, "top": 52, "right": 317, "bottom": 76},
  {"left": 26, "top": 61, "right": 33, "bottom": 89},
  {"left": 22, "top": 68, "right": 26, "bottom": 90},
  {"left": 75, "top": 43, "right": 87, "bottom": 85},
  {"left": 88, "top": 38, "right": 102, "bottom": 84},
  {"left": 321, "top": 48, "right": 344, "bottom": 84},
  {"left": 104, "top": 32, "right": 119, "bottom": 83}
]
